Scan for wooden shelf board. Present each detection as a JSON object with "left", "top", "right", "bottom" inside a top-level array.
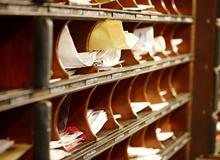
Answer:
[
  {"left": 0, "top": 2, "right": 194, "bottom": 23},
  {"left": 61, "top": 93, "right": 190, "bottom": 160},
  {"left": 0, "top": 54, "right": 193, "bottom": 112}
]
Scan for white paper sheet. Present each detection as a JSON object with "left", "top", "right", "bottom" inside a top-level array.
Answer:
[
  {"left": 50, "top": 149, "right": 71, "bottom": 160},
  {"left": 0, "top": 139, "right": 14, "bottom": 154},
  {"left": 130, "top": 102, "right": 150, "bottom": 113},
  {"left": 128, "top": 147, "right": 160, "bottom": 157},
  {"left": 171, "top": 38, "right": 183, "bottom": 53},
  {"left": 50, "top": 131, "right": 83, "bottom": 149},
  {"left": 58, "top": 26, "right": 97, "bottom": 69},
  {"left": 133, "top": 26, "right": 154, "bottom": 60},
  {"left": 87, "top": 110, "right": 108, "bottom": 135},
  {"left": 123, "top": 5, "right": 155, "bottom": 11},
  {"left": 69, "top": 0, "right": 91, "bottom": 5},
  {"left": 150, "top": 102, "right": 169, "bottom": 111},
  {"left": 156, "top": 128, "right": 174, "bottom": 141},
  {"left": 130, "top": 155, "right": 162, "bottom": 160},
  {"left": 95, "top": 49, "right": 121, "bottom": 67}
]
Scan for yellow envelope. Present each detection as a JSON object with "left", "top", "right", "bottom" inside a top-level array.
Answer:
[{"left": 88, "top": 20, "right": 135, "bottom": 50}]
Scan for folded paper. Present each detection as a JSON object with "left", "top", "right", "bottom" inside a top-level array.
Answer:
[
  {"left": 130, "top": 102, "right": 150, "bottom": 113},
  {"left": 171, "top": 38, "right": 183, "bottom": 53},
  {"left": 87, "top": 110, "right": 108, "bottom": 135},
  {"left": 50, "top": 127, "right": 86, "bottom": 151},
  {"left": 156, "top": 128, "right": 174, "bottom": 141},
  {"left": 88, "top": 20, "right": 138, "bottom": 50},
  {"left": 50, "top": 149, "right": 71, "bottom": 160},
  {"left": 58, "top": 26, "right": 97, "bottom": 69},
  {"left": 128, "top": 147, "right": 160, "bottom": 157},
  {"left": 149, "top": 102, "right": 168, "bottom": 111},
  {"left": 95, "top": 49, "right": 121, "bottom": 67},
  {"left": 133, "top": 26, "right": 154, "bottom": 60}
]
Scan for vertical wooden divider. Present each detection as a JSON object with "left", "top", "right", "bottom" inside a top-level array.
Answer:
[
  {"left": 130, "top": 74, "right": 152, "bottom": 112},
  {"left": 130, "top": 127, "right": 147, "bottom": 147},
  {"left": 150, "top": 0, "right": 169, "bottom": 14},
  {"left": 67, "top": 87, "right": 97, "bottom": 140},
  {"left": 92, "top": 147, "right": 114, "bottom": 160},
  {"left": 145, "top": 70, "right": 165, "bottom": 104},
  {"left": 159, "top": 67, "right": 177, "bottom": 101},
  {"left": 110, "top": 137, "right": 131, "bottom": 160},
  {"left": 112, "top": 79, "right": 138, "bottom": 120},
  {"left": 120, "top": 22, "right": 140, "bottom": 66},
  {"left": 163, "top": 0, "right": 179, "bottom": 15},
  {"left": 144, "top": 122, "right": 164, "bottom": 148},
  {"left": 0, "top": 17, "right": 34, "bottom": 90},
  {"left": 172, "top": 64, "right": 189, "bottom": 94},
  {"left": 89, "top": 82, "right": 120, "bottom": 129}
]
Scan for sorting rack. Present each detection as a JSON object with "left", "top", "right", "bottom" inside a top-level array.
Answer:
[{"left": 0, "top": 0, "right": 209, "bottom": 160}]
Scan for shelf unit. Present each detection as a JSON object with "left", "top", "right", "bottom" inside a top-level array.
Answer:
[{"left": 0, "top": 0, "right": 213, "bottom": 160}]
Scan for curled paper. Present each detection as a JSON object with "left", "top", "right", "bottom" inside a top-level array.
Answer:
[
  {"left": 89, "top": 20, "right": 138, "bottom": 50},
  {"left": 58, "top": 26, "right": 97, "bottom": 69},
  {"left": 133, "top": 26, "right": 154, "bottom": 60},
  {"left": 171, "top": 38, "right": 183, "bottom": 53},
  {"left": 96, "top": 49, "right": 121, "bottom": 67},
  {"left": 152, "top": 36, "right": 166, "bottom": 53}
]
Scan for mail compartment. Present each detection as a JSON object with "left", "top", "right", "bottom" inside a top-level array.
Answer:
[
  {"left": 51, "top": 87, "right": 97, "bottom": 147},
  {"left": 159, "top": 67, "right": 177, "bottom": 101},
  {"left": 50, "top": 83, "right": 125, "bottom": 152},
  {"left": 130, "top": 74, "right": 151, "bottom": 114},
  {"left": 173, "top": 24, "right": 191, "bottom": 54},
  {"left": 0, "top": 17, "right": 35, "bottom": 90},
  {"left": 0, "top": 106, "right": 33, "bottom": 159},
  {"left": 170, "top": 104, "right": 188, "bottom": 134},
  {"left": 111, "top": 78, "right": 138, "bottom": 120},
  {"left": 92, "top": 147, "right": 113, "bottom": 160},
  {"left": 171, "top": 63, "right": 190, "bottom": 95},
  {"left": 163, "top": 0, "right": 179, "bottom": 15},
  {"left": 150, "top": 0, "right": 170, "bottom": 14},
  {"left": 109, "top": 137, "right": 130, "bottom": 160},
  {"left": 172, "top": 0, "right": 192, "bottom": 15},
  {"left": 170, "top": 147, "right": 187, "bottom": 160},
  {"left": 146, "top": 70, "right": 165, "bottom": 105},
  {"left": 53, "top": 19, "right": 137, "bottom": 79}
]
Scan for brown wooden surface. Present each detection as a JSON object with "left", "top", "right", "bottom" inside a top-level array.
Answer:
[
  {"left": 191, "top": 0, "right": 216, "bottom": 158},
  {"left": 92, "top": 147, "right": 113, "bottom": 160},
  {"left": 52, "top": 20, "right": 69, "bottom": 79},
  {"left": 110, "top": 137, "right": 130, "bottom": 160},
  {"left": 111, "top": 79, "right": 138, "bottom": 120},
  {"left": 67, "top": 87, "right": 97, "bottom": 140},
  {"left": 130, "top": 127, "right": 147, "bottom": 147},
  {"left": 145, "top": 70, "right": 165, "bottom": 104},
  {"left": 0, "top": 17, "right": 34, "bottom": 90},
  {"left": 89, "top": 82, "right": 120, "bottom": 129}
]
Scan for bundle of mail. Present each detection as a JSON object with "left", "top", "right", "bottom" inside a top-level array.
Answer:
[
  {"left": 87, "top": 109, "right": 108, "bottom": 135},
  {"left": 57, "top": 20, "right": 138, "bottom": 71}
]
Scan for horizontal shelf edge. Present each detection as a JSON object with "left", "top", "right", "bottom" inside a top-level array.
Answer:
[
  {"left": 0, "top": 54, "right": 193, "bottom": 112},
  {"left": 63, "top": 93, "right": 191, "bottom": 159},
  {"left": 0, "top": 2, "right": 194, "bottom": 23}
]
